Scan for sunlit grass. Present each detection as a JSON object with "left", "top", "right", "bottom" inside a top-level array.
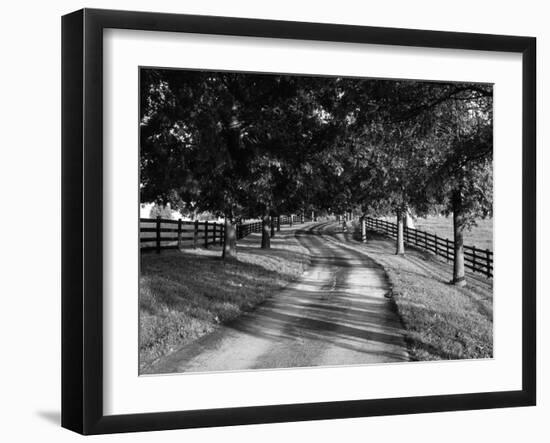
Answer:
[
  {"left": 350, "top": 225, "right": 493, "bottom": 361},
  {"left": 139, "top": 230, "right": 310, "bottom": 372}
]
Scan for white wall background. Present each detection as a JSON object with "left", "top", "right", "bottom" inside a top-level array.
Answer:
[{"left": 0, "top": 0, "right": 546, "bottom": 441}]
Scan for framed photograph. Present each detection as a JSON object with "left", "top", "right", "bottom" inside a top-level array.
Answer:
[{"left": 61, "top": 8, "right": 536, "bottom": 435}]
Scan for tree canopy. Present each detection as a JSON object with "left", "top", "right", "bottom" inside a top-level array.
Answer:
[{"left": 140, "top": 68, "right": 493, "bottom": 279}]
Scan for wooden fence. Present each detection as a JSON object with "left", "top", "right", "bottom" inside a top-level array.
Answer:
[
  {"left": 236, "top": 221, "right": 262, "bottom": 239},
  {"left": 278, "top": 214, "right": 313, "bottom": 225},
  {"left": 364, "top": 217, "right": 493, "bottom": 278},
  {"left": 140, "top": 214, "right": 313, "bottom": 252},
  {"left": 140, "top": 217, "right": 226, "bottom": 253}
]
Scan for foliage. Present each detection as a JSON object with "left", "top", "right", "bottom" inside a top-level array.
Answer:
[
  {"left": 140, "top": 69, "right": 493, "bottom": 239},
  {"left": 148, "top": 203, "right": 175, "bottom": 219}
]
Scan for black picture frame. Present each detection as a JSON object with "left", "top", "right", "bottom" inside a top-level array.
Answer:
[{"left": 61, "top": 8, "right": 536, "bottom": 435}]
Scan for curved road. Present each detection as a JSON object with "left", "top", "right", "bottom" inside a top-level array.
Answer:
[{"left": 149, "top": 222, "right": 409, "bottom": 374}]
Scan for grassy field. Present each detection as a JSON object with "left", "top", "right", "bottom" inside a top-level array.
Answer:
[
  {"left": 412, "top": 216, "right": 493, "bottom": 251},
  {"left": 139, "top": 229, "right": 310, "bottom": 372},
  {"left": 350, "top": 224, "right": 493, "bottom": 361}
]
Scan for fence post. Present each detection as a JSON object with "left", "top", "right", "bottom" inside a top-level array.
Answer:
[
  {"left": 434, "top": 234, "right": 438, "bottom": 256},
  {"left": 361, "top": 217, "right": 367, "bottom": 243},
  {"left": 290, "top": 215, "right": 293, "bottom": 227},
  {"left": 204, "top": 220, "right": 209, "bottom": 248},
  {"left": 212, "top": 222, "right": 216, "bottom": 246},
  {"left": 193, "top": 220, "right": 199, "bottom": 249},
  {"left": 472, "top": 247, "right": 477, "bottom": 273},
  {"left": 177, "top": 218, "right": 182, "bottom": 249},
  {"left": 277, "top": 216, "right": 281, "bottom": 232},
  {"left": 156, "top": 216, "right": 161, "bottom": 254},
  {"left": 486, "top": 250, "right": 491, "bottom": 277}
]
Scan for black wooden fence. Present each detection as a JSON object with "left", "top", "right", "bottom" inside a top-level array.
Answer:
[
  {"left": 140, "top": 214, "right": 313, "bottom": 253},
  {"left": 140, "top": 217, "right": 226, "bottom": 253},
  {"left": 236, "top": 221, "right": 262, "bottom": 239},
  {"left": 364, "top": 217, "right": 493, "bottom": 278}
]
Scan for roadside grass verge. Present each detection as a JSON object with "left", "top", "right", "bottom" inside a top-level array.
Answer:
[
  {"left": 139, "top": 228, "right": 310, "bottom": 372},
  {"left": 350, "top": 224, "right": 493, "bottom": 361}
]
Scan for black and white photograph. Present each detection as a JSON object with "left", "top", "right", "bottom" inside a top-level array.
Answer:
[
  {"left": 138, "top": 68, "right": 493, "bottom": 375},
  {"left": 1, "top": 0, "right": 543, "bottom": 439}
]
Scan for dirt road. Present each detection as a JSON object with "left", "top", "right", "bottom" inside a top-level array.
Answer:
[{"left": 149, "top": 222, "right": 409, "bottom": 374}]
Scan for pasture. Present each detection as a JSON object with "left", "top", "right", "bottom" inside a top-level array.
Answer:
[{"left": 412, "top": 216, "right": 493, "bottom": 250}]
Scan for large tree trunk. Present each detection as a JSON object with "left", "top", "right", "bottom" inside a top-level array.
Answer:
[
  {"left": 261, "top": 214, "right": 271, "bottom": 249},
  {"left": 452, "top": 193, "right": 466, "bottom": 286},
  {"left": 396, "top": 210, "right": 405, "bottom": 255},
  {"left": 270, "top": 215, "right": 275, "bottom": 238},
  {"left": 222, "top": 215, "right": 237, "bottom": 260}
]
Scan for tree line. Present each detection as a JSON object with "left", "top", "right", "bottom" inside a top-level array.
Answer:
[{"left": 140, "top": 69, "right": 492, "bottom": 285}]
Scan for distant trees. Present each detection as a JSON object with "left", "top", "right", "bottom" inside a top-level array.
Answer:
[
  {"left": 140, "top": 69, "right": 493, "bottom": 282},
  {"left": 148, "top": 203, "right": 175, "bottom": 219}
]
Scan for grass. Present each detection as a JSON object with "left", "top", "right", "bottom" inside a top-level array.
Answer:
[
  {"left": 411, "top": 215, "right": 493, "bottom": 251},
  {"left": 139, "top": 229, "right": 310, "bottom": 372},
  {"left": 351, "top": 224, "right": 493, "bottom": 361}
]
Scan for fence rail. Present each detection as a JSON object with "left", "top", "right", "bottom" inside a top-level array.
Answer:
[
  {"left": 140, "top": 214, "right": 314, "bottom": 253},
  {"left": 140, "top": 217, "right": 226, "bottom": 253},
  {"left": 364, "top": 217, "right": 493, "bottom": 278}
]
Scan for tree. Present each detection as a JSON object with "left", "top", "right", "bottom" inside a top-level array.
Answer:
[
  {"left": 148, "top": 203, "right": 175, "bottom": 219},
  {"left": 140, "top": 70, "right": 345, "bottom": 255},
  {"left": 140, "top": 68, "right": 493, "bottom": 275},
  {"left": 427, "top": 121, "right": 493, "bottom": 285},
  {"left": 337, "top": 80, "right": 492, "bottom": 265},
  {"left": 335, "top": 82, "right": 434, "bottom": 254},
  {"left": 398, "top": 83, "right": 493, "bottom": 284}
]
